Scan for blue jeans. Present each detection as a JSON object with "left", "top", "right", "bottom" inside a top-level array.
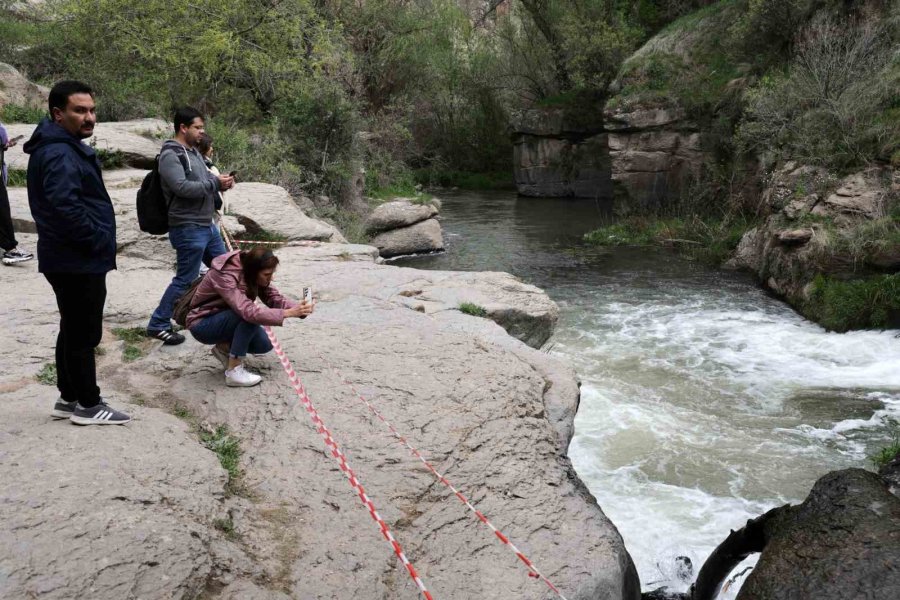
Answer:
[
  {"left": 148, "top": 222, "right": 227, "bottom": 331},
  {"left": 189, "top": 309, "right": 273, "bottom": 358}
]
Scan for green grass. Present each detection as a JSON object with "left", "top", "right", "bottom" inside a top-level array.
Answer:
[
  {"left": 122, "top": 345, "right": 143, "bottom": 362},
  {"left": 0, "top": 103, "right": 46, "bottom": 124},
  {"left": 6, "top": 169, "right": 27, "bottom": 187},
  {"left": 658, "top": 0, "right": 737, "bottom": 36},
  {"left": 95, "top": 148, "right": 128, "bottom": 169},
  {"left": 871, "top": 428, "right": 900, "bottom": 470},
  {"left": 248, "top": 228, "right": 289, "bottom": 243},
  {"left": 584, "top": 221, "right": 660, "bottom": 246},
  {"left": 112, "top": 327, "right": 149, "bottom": 362},
  {"left": 584, "top": 215, "right": 754, "bottom": 264},
  {"left": 459, "top": 302, "right": 488, "bottom": 317},
  {"left": 35, "top": 363, "right": 57, "bottom": 386},
  {"left": 200, "top": 425, "right": 243, "bottom": 492},
  {"left": 213, "top": 516, "right": 239, "bottom": 540},
  {"left": 804, "top": 273, "right": 900, "bottom": 332},
  {"left": 112, "top": 327, "right": 146, "bottom": 344},
  {"left": 171, "top": 404, "right": 195, "bottom": 421}
]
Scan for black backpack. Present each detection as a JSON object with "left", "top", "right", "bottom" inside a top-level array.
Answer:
[{"left": 136, "top": 148, "right": 189, "bottom": 235}]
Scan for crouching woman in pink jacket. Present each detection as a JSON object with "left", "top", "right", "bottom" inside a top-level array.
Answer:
[{"left": 185, "top": 246, "right": 314, "bottom": 387}]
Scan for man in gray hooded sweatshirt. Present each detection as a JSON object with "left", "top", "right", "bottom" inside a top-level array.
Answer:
[{"left": 147, "top": 106, "right": 234, "bottom": 344}]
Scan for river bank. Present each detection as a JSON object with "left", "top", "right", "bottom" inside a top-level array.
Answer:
[
  {"left": 395, "top": 189, "right": 900, "bottom": 597},
  {"left": 0, "top": 172, "right": 639, "bottom": 599}
]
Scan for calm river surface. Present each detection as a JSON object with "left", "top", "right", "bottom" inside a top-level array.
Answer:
[{"left": 393, "top": 190, "right": 900, "bottom": 595}]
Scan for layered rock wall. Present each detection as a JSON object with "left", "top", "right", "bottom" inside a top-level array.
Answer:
[
  {"left": 604, "top": 106, "right": 704, "bottom": 211},
  {"left": 727, "top": 163, "right": 899, "bottom": 325},
  {"left": 512, "top": 108, "right": 612, "bottom": 199}
]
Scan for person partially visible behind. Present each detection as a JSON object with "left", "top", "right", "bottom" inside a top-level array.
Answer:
[
  {"left": 146, "top": 107, "right": 234, "bottom": 345},
  {"left": 24, "top": 80, "right": 130, "bottom": 425},
  {"left": 186, "top": 246, "right": 314, "bottom": 387},
  {"left": 1, "top": 119, "right": 35, "bottom": 265},
  {"left": 196, "top": 132, "right": 226, "bottom": 214}
]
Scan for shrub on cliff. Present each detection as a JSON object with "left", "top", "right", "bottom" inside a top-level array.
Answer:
[{"left": 737, "top": 15, "right": 900, "bottom": 171}]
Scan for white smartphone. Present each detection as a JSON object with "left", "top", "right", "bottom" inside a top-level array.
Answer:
[{"left": 303, "top": 287, "right": 313, "bottom": 303}]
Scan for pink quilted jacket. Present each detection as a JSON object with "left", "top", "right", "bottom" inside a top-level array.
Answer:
[{"left": 185, "top": 250, "right": 297, "bottom": 330}]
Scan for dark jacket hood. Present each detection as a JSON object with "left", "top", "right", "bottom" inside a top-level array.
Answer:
[{"left": 23, "top": 118, "right": 95, "bottom": 158}]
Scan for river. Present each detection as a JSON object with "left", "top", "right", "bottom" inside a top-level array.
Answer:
[{"left": 392, "top": 190, "right": 900, "bottom": 596}]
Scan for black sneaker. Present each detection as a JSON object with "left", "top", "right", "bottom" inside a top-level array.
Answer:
[
  {"left": 70, "top": 401, "right": 132, "bottom": 426},
  {"left": 147, "top": 328, "right": 186, "bottom": 346},
  {"left": 51, "top": 398, "right": 77, "bottom": 419},
  {"left": 1, "top": 247, "right": 34, "bottom": 265}
]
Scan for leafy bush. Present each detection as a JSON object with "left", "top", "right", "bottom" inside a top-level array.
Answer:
[
  {"left": 0, "top": 103, "right": 45, "bottom": 123},
  {"left": 737, "top": 16, "right": 900, "bottom": 171}
]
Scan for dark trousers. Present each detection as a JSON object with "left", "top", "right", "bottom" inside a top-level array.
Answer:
[
  {"left": 0, "top": 182, "right": 17, "bottom": 251},
  {"left": 190, "top": 309, "right": 273, "bottom": 358},
  {"left": 45, "top": 273, "right": 107, "bottom": 408}
]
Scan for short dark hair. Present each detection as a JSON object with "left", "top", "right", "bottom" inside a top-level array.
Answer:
[
  {"left": 174, "top": 106, "right": 204, "bottom": 134},
  {"left": 48, "top": 80, "right": 94, "bottom": 114},
  {"left": 196, "top": 132, "right": 213, "bottom": 155}
]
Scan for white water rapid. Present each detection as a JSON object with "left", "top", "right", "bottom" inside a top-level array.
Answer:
[{"left": 395, "top": 191, "right": 900, "bottom": 597}]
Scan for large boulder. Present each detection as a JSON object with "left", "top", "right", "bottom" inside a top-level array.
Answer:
[
  {"left": 2, "top": 119, "right": 170, "bottom": 170},
  {"left": 0, "top": 62, "right": 48, "bottom": 111},
  {"left": 0, "top": 383, "right": 233, "bottom": 599},
  {"left": 0, "top": 229, "right": 641, "bottom": 600},
  {"left": 225, "top": 182, "right": 346, "bottom": 243},
  {"left": 363, "top": 200, "right": 438, "bottom": 234},
  {"left": 370, "top": 217, "right": 443, "bottom": 257},
  {"left": 692, "top": 468, "right": 900, "bottom": 600}
]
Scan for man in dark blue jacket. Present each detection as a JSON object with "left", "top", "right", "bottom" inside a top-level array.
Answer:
[{"left": 24, "top": 80, "right": 130, "bottom": 425}]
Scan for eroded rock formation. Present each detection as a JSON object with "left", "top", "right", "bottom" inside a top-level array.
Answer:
[{"left": 0, "top": 175, "right": 640, "bottom": 599}]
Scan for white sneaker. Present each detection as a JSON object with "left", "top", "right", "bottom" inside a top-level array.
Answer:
[{"left": 225, "top": 364, "right": 261, "bottom": 387}]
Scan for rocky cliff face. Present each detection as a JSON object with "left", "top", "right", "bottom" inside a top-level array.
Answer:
[
  {"left": 0, "top": 155, "right": 640, "bottom": 598},
  {"left": 727, "top": 163, "right": 900, "bottom": 329},
  {"left": 603, "top": 106, "right": 704, "bottom": 212},
  {"left": 511, "top": 107, "right": 612, "bottom": 199}
]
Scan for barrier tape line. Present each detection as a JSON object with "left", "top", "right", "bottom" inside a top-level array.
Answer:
[
  {"left": 314, "top": 356, "right": 569, "bottom": 599},
  {"left": 230, "top": 238, "right": 322, "bottom": 247},
  {"left": 219, "top": 223, "right": 435, "bottom": 600}
]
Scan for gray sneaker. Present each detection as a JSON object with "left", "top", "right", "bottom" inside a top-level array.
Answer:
[
  {"left": 1, "top": 248, "right": 34, "bottom": 265},
  {"left": 70, "top": 400, "right": 132, "bottom": 426},
  {"left": 51, "top": 398, "right": 77, "bottom": 419}
]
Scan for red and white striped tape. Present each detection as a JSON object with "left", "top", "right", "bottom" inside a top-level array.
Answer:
[
  {"left": 315, "top": 356, "right": 569, "bottom": 599},
  {"left": 220, "top": 223, "right": 434, "bottom": 599},
  {"left": 265, "top": 329, "right": 434, "bottom": 599},
  {"left": 230, "top": 238, "right": 321, "bottom": 247}
]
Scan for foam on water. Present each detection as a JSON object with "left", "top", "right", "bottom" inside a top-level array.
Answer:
[
  {"left": 394, "top": 192, "right": 900, "bottom": 596},
  {"left": 557, "top": 277, "right": 900, "bottom": 594}
]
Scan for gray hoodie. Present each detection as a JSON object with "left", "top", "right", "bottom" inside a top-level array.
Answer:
[{"left": 159, "top": 139, "right": 221, "bottom": 227}]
